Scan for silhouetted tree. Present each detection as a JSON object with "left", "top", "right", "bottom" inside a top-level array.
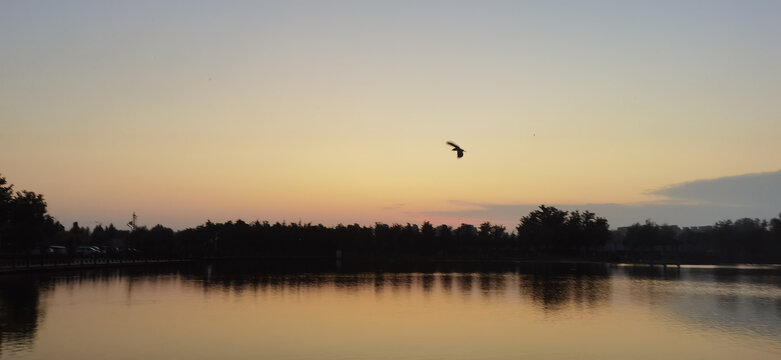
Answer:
[
  {"left": 0, "top": 176, "right": 12, "bottom": 248},
  {"left": 517, "top": 205, "right": 609, "bottom": 257},
  {"left": 771, "top": 213, "right": 781, "bottom": 234},
  {"left": 488, "top": 223, "right": 510, "bottom": 250},
  {"left": 0, "top": 175, "right": 61, "bottom": 252},
  {"left": 91, "top": 224, "right": 107, "bottom": 245},
  {"left": 573, "top": 211, "right": 610, "bottom": 254},
  {"left": 435, "top": 224, "right": 453, "bottom": 255},
  {"left": 734, "top": 218, "right": 769, "bottom": 261},
  {"left": 147, "top": 224, "right": 175, "bottom": 257},
  {"left": 712, "top": 220, "right": 740, "bottom": 261},
  {"left": 517, "top": 205, "right": 569, "bottom": 254},
  {"left": 454, "top": 223, "right": 478, "bottom": 255},
  {"left": 420, "top": 221, "right": 436, "bottom": 255},
  {"left": 66, "top": 221, "right": 90, "bottom": 249},
  {"left": 772, "top": 213, "right": 781, "bottom": 246},
  {"left": 622, "top": 220, "right": 677, "bottom": 258}
]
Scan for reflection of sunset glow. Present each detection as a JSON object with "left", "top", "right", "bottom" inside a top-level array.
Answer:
[{"left": 4, "top": 266, "right": 773, "bottom": 359}]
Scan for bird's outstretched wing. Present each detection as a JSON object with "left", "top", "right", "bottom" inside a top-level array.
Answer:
[{"left": 446, "top": 141, "right": 465, "bottom": 158}]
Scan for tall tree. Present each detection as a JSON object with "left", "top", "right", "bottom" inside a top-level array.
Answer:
[
  {"left": 6, "top": 191, "right": 51, "bottom": 252},
  {"left": 517, "top": 205, "right": 569, "bottom": 253},
  {"left": 0, "top": 175, "right": 13, "bottom": 249}
]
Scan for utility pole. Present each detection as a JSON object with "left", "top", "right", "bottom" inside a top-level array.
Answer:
[{"left": 127, "top": 212, "right": 137, "bottom": 232}]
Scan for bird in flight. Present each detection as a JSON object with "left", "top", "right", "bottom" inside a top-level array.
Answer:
[{"left": 446, "top": 141, "right": 465, "bottom": 158}]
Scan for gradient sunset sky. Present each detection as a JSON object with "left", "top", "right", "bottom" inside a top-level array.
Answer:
[{"left": 2, "top": 1, "right": 780, "bottom": 230}]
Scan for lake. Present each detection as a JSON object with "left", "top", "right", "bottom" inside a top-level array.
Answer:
[{"left": 1, "top": 261, "right": 780, "bottom": 359}]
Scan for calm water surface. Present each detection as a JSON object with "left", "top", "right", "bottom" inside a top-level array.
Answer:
[{"left": 1, "top": 262, "right": 780, "bottom": 359}]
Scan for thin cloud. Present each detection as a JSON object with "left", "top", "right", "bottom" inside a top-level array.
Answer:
[
  {"left": 648, "top": 169, "right": 781, "bottom": 206},
  {"left": 383, "top": 203, "right": 408, "bottom": 210}
]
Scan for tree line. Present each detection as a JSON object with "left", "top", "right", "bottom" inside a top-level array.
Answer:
[
  {"left": 1, "top": 174, "right": 780, "bottom": 263},
  {"left": 618, "top": 218, "right": 781, "bottom": 263}
]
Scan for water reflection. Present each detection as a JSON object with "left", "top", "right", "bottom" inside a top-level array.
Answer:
[
  {"left": 188, "top": 261, "right": 615, "bottom": 316},
  {"left": 1, "top": 262, "right": 780, "bottom": 358},
  {"left": 615, "top": 265, "right": 781, "bottom": 344},
  {"left": 0, "top": 276, "right": 51, "bottom": 356},
  {"left": 440, "top": 273, "right": 453, "bottom": 292},
  {"left": 669, "top": 267, "right": 781, "bottom": 339},
  {"left": 621, "top": 264, "right": 682, "bottom": 280},
  {"left": 457, "top": 273, "right": 473, "bottom": 294},
  {"left": 514, "top": 263, "right": 611, "bottom": 312}
]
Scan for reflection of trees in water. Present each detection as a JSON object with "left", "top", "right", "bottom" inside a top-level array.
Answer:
[
  {"left": 622, "top": 265, "right": 681, "bottom": 281},
  {"left": 373, "top": 273, "right": 384, "bottom": 294},
  {"left": 0, "top": 259, "right": 617, "bottom": 356},
  {"left": 189, "top": 261, "right": 614, "bottom": 312},
  {"left": 421, "top": 273, "right": 435, "bottom": 293},
  {"left": 0, "top": 261, "right": 619, "bottom": 357},
  {"left": 0, "top": 276, "right": 54, "bottom": 356},
  {"left": 669, "top": 289, "right": 781, "bottom": 339},
  {"left": 618, "top": 265, "right": 781, "bottom": 339},
  {"left": 707, "top": 266, "right": 781, "bottom": 288},
  {"left": 621, "top": 266, "right": 684, "bottom": 309},
  {"left": 458, "top": 273, "right": 473, "bottom": 294},
  {"left": 522, "top": 275, "right": 568, "bottom": 310},
  {"left": 440, "top": 273, "right": 453, "bottom": 293},
  {"left": 479, "top": 272, "right": 507, "bottom": 297},
  {"left": 699, "top": 268, "right": 781, "bottom": 338},
  {"left": 191, "top": 262, "right": 781, "bottom": 337},
  {"left": 518, "top": 263, "right": 611, "bottom": 311},
  {"left": 389, "top": 273, "right": 414, "bottom": 293},
  {"left": 2, "top": 261, "right": 777, "bottom": 357},
  {"left": 0, "top": 263, "right": 775, "bottom": 360}
]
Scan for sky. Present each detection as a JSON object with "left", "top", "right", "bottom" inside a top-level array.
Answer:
[{"left": 2, "top": 0, "right": 780, "bottom": 230}]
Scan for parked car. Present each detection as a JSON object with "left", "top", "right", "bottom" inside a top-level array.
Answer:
[
  {"left": 75, "top": 246, "right": 102, "bottom": 257},
  {"left": 121, "top": 248, "right": 142, "bottom": 257},
  {"left": 99, "top": 246, "right": 120, "bottom": 256},
  {"left": 47, "top": 245, "right": 68, "bottom": 255}
]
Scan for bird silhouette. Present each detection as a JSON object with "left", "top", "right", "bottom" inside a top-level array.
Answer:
[{"left": 446, "top": 141, "right": 465, "bottom": 158}]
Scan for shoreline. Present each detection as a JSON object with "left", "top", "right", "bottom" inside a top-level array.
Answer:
[
  {"left": 0, "top": 259, "right": 193, "bottom": 275},
  {"left": 1, "top": 256, "right": 779, "bottom": 276}
]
